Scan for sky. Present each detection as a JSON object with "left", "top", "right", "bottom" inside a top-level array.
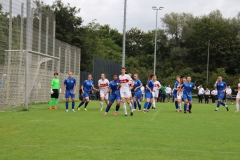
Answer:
[{"left": 8, "top": 0, "right": 240, "bottom": 32}]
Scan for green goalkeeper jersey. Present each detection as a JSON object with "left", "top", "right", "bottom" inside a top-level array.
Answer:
[{"left": 51, "top": 78, "right": 60, "bottom": 89}]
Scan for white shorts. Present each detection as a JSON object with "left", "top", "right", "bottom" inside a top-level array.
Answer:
[
  {"left": 177, "top": 92, "right": 183, "bottom": 100},
  {"left": 152, "top": 90, "right": 159, "bottom": 98},
  {"left": 100, "top": 90, "right": 108, "bottom": 99},
  {"left": 120, "top": 89, "right": 131, "bottom": 98},
  {"left": 236, "top": 92, "right": 240, "bottom": 99}
]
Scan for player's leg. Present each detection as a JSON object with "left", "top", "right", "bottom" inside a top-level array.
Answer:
[
  {"left": 143, "top": 98, "right": 150, "bottom": 112},
  {"left": 78, "top": 92, "right": 88, "bottom": 110},
  {"left": 183, "top": 94, "right": 188, "bottom": 113},
  {"left": 104, "top": 94, "right": 114, "bottom": 116},
  {"left": 114, "top": 100, "right": 121, "bottom": 116},
  {"left": 235, "top": 97, "right": 239, "bottom": 113},
  {"left": 52, "top": 89, "right": 59, "bottom": 110},
  {"left": 65, "top": 90, "right": 70, "bottom": 112},
  {"left": 99, "top": 90, "right": 106, "bottom": 111},
  {"left": 177, "top": 96, "right": 182, "bottom": 112},
  {"left": 83, "top": 97, "right": 90, "bottom": 111},
  {"left": 120, "top": 91, "right": 128, "bottom": 116},
  {"left": 220, "top": 93, "right": 229, "bottom": 111},
  {"left": 125, "top": 97, "right": 133, "bottom": 116},
  {"left": 174, "top": 93, "right": 179, "bottom": 110},
  {"left": 70, "top": 91, "right": 76, "bottom": 112},
  {"left": 147, "top": 98, "right": 153, "bottom": 111},
  {"left": 133, "top": 97, "right": 137, "bottom": 110},
  {"left": 49, "top": 92, "right": 55, "bottom": 110}
]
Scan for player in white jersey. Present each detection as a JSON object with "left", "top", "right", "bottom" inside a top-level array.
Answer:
[
  {"left": 98, "top": 74, "right": 109, "bottom": 111},
  {"left": 177, "top": 77, "right": 186, "bottom": 112},
  {"left": 119, "top": 67, "right": 134, "bottom": 116},
  {"left": 152, "top": 76, "right": 161, "bottom": 109},
  {"left": 234, "top": 83, "right": 240, "bottom": 113},
  {"left": 128, "top": 73, "right": 134, "bottom": 106}
]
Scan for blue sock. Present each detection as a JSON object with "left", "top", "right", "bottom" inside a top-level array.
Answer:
[
  {"left": 137, "top": 102, "right": 141, "bottom": 110},
  {"left": 116, "top": 105, "right": 120, "bottom": 111},
  {"left": 184, "top": 103, "right": 187, "bottom": 112},
  {"left": 144, "top": 102, "right": 149, "bottom": 109},
  {"left": 66, "top": 102, "right": 69, "bottom": 110},
  {"left": 133, "top": 101, "right": 137, "bottom": 109},
  {"left": 221, "top": 102, "right": 226, "bottom": 106},
  {"left": 106, "top": 105, "right": 111, "bottom": 112},
  {"left": 78, "top": 101, "right": 84, "bottom": 108},
  {"left": 72, "top": 102, "right": 75, "bottom": 110},
  {"left": 84, "top": 102, "right": 89, "bottom": 108},
  {"left": 147, "top": 103, "right": 152, "bottom": 110},
  {"left": 175, "top": 101, "right": 178, "bottom": 109},
  {"left": 217, "top": 101, "right": 220, "bottom": 108}
]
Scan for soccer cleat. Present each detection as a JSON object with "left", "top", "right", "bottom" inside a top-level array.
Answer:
[
  {"left": 226, "top": 106, "right": 229, "bottom": 111},
  {"left": 124, "top": 114, "right": 128, "bottom": 116},
  {"left": 189, "top": 110, "right": 192, "bottom": 113},
  {"left": 52, "top": 106, "right": 57, "bottom": 110},
  {"left": 186, "top": 110, "right": 189, "bottom": 112},
  {"left": 132, "top": 109, "right": 136, "bottom": 112},
  {"left": 77, "top": 107, "right": 80, "bottom": 111},
  {"left": 152, "top": 107, "right": 153, "bottom": 109},
  {"left": 66, "top": 109, "right": 68, "bottom": 112},
  {"left": 179, "top": 110, "right": 182, "bottom": 112},
  {"left": 153, "top": 107, "right": 156, "bottom": 109},
  {"left": 235, "top": 111, "right": 239, "bottom": 113},
  {"left": 114, "top": 111, "right": 118, "bottom": 116},
  {"left": 184, "top": 111, "right": 186, "bottom": 114},
  {"left": 215, "top": 109, "right": 218, "bottom": 111},
  {"left": 104, "top": 112, "right": 107, "bottom": 116},
  {"left": 48, "top": 106, "right": 52, "bottom": 110},
  {"left": 146, "top": 110, "right": 150, "bottom": 112},
  {"left": 72, "top": 109, "right": 76, "bottom": 112},
  {"left": 130, "top": 112, "right": 133, "bottom": 116},
  {"left": 84, "top": 108, "right": 88, "bottom": 111},
  {"left": 100, "top": 108, "right": 103, "bottom": 111}
]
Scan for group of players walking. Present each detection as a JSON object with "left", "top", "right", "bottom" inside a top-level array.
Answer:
[{"left": 48, "top": 68, "right": 240, "bottom": 115}]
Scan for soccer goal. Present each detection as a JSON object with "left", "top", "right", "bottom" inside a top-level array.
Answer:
[{"left": 2, "top": 50, "right": 59, "bottom": 109}]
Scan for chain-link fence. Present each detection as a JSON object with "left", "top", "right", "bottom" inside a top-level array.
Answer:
[{"left": 0, "top": 0, "right": 81, "bottom": 109}]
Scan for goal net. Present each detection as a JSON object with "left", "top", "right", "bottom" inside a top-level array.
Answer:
[{"left": 1, "top": 50, "right": 59, "bottom": 108}]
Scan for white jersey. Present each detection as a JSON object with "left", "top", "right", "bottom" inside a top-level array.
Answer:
[
  {"left": 205, "top": 90, "right": 210, "bottom": 95},
  {"left": 198, "top": 87, "right": 205, "bottom": 94},
  {"left": 119, "top": 74, "right": 132, "bottom": 91},
  {"left": 98, "top": 79, "right": 109, "bottom": 92},
  {"left": 211, "top": 90, "right": 217, "bottom": 95},
  {"left": 128, "top": 80, "right": 133, "bottom": 90},
  {"left": 226, "top": 88, "right": 232, "bottom": 95},
  {"left": 166, "top": 87, "right": 172, "bottom": 94},
  {"left": 153, "top": 81, "right": 161, "bottom": 91}
]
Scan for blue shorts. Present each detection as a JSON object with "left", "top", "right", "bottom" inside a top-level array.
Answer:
[
  {"left": 134, "top": 90, "right": 142, "bottom": 99},
  {"left": 65, "top": 89, "right": 75, "bottom": 99},
  {"left": 183, "top": 93, "right": 192, "bottom": 102},
  {"left": 109, "top": 93, "right": 121, "bottom": 103},
  {"left": 145, "top": 92, "right": 153, "bottom": 99},
  {"left": 83, "top": 91, "right": 90, "bottom": 98},
  {"left": 218, "top": 92, "right": 225, "bottom": 100},
  {"left": 173, "top": 92, "right": 177, "bottom": 99}
]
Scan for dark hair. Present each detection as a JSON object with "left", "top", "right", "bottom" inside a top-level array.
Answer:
[
  {"left": 54, "top": 72, "right": 58, "bottom": 75},
  {"left": 121, "top": 67, "right": 126, "bottom": 70},
  {"left": 113, "top": 74, "right": 118, "bottom": 76},
  {"left": 148, "top": 73, "right": 155, "bottom": 80}
]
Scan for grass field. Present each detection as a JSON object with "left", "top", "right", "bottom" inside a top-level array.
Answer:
[{"left": 0, "top": 100, "right": 240, "bottom": 160}]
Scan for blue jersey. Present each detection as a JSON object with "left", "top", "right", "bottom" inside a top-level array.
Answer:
[
  {"left": 146, "top": 80, "right": 154, "bottom": 93},
  {"left": 82, "top": 80, "right": 94, "bottom": 92},
  {"left": 64, "top": 77, "right": 76, "bottom": 90},
  {"left": 182, "top": 82, "right": 195, "bottom": 94},
  {"left": 109, "top": 80, "right": 120, "bottom": 94},
  {"left": 216, "top": 81, "right": 227, "bottom": 93},
  {"left": 134, "top": 79, "right": 142, "bottom": 92},
  {"left": 173, "top": 81, "right": 179, "bottom": 94}
]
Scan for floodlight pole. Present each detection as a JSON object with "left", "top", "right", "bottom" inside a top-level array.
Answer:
[
  {"left": 25, "top": 0, "right": 32, "bottom": 110},
  {"left": 122, "top": 0, "right": 127, "bottom": 67},
  {"left": 152, "top": 6, "right": 163, "bottom": 75}
]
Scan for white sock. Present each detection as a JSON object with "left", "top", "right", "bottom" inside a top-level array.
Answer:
[
  {"left": 187, "top": 104, "right": 189, "bottom": 110},
  {"left": 216, "top": 107, "right": 219, "bottom": 110},
  {"left": 153, "top": 100, "right": 156, "bottom": 108},
  {"left": 178, "top": 103, "right": 181, "bottom": 110},
  {"left": 100, "top": 101, "right": 103, "bottom": 109},
  {"left": 123, "top": 103, "right": 127, "bottom": 114},
  {"left": 129, "top": 102, "right": 133, "bottom": 111},
  {"left": 236, "top": 102, "right": 239, "bottom": 111}
]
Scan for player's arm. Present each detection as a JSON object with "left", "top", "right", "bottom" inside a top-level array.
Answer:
[
  {"left": 105, "top": 87, "right": 111, "bottom": 96},
  {"left": 81, "top": 85, "right": 84, "bottom": 94},
  {"left": 146, "top": 85, "right": 152, "bottom": 93},
  {"left": 92, "top": 85, "right": 99, "bottom": 91},
  {"left": 74, "top": 84, "right": 77, "bottom": 94},
  {"left": 134, "top": 81, "right": 142, "bottom": 91},
  {"left": 214, "top": 79, "right": 218, "bottom": 88},
  {"left": 63, "top": 79, "right": 66, "bottom": 94}
]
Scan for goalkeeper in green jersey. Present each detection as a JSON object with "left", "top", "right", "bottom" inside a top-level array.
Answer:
[{"left": 49, "top": 72, "right": 61, "bottom": 110}]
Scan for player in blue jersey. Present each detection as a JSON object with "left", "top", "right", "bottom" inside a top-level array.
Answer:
[
  {"left": 181, "top": 76, "right": 196, "bottom": 113},
  {"left": 63, "top": 72, "right": 77, "bottom": 112},
  {"left": 133, "top": 74, "right": 143, "bottom": 111},
  {"left": 173, "top": 76, "right": 181, "bottom": 112},
  {"left": 104, "top": 74, "right": 121, "bottom": 116},
  {"left": 143, "top": 73, "right": 155, "bottom": 112},
  {"left": 214, "top": 76, "right": 229, "bottom": 111},
  {"left": 77, "top": 74, "right": 98, "bottom": 111}
]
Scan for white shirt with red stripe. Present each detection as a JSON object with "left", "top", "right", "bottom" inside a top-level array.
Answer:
[
  {"left": 119, "top": 74, "right": 132, "bottom": 91},
  {"left": 98, "top": 79, "right": 109, "bottom": 92},
  {"left": 153, "top": 81, "right": 161, "bottom": 92}
]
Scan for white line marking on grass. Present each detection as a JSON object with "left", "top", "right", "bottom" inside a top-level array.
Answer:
[{"left": 150, "top": 108, "right": 162, "bottom": 121}]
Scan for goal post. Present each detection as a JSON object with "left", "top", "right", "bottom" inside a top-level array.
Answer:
[{"left": 4, "top": 50, "right": 60, "bottom": 109}]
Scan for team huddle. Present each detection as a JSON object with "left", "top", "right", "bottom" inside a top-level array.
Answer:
[{"left": 48, "top": 68, "right": 240, "bottom": 115}]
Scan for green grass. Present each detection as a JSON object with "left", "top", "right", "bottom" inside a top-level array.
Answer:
[{"left": 0, "top": 100, "right": 240, "bottom": 160}]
